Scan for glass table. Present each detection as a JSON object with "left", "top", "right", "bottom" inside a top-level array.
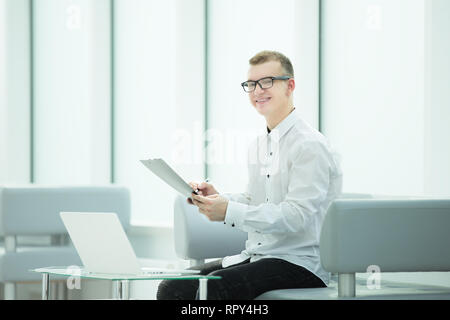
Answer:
[{"left": 31, "top": 267, "right": 221, "bottom": 300}]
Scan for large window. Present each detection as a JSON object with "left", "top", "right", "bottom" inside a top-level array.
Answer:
[
  {"left": 4, "top": 0, "right": 446, "bottom": 226},
  {"left": 33, "top": 0, "right": 111, "bottom": 184},
  {"left": 0, "top": 0, "right": 30, "bottom": 183},
  {"left": 0, "top": 0, "right": 204, "bottom": 225},
  {"left": 206, "top": 0, "right": 320, "bottom": 193},
  {"left": 0, "top": 0, "right": 319, "bottom": 225},
  {"left": 320, "top": 0, "right": 442, "bottom": 196},
  {"left": 113, "top": 0, "right": 204, "bottom": 225}
]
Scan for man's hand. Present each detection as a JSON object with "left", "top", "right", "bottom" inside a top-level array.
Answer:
[
  {"left": 187, "top": 181, "right": 219, "bottom": 205},
  {"left": 191, "top": 194, "right": 228, "bottom": 222}
]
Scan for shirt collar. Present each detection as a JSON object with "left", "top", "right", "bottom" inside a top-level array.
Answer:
[{"left": 267, "top": 108, "right": 297, "bottom": 142}]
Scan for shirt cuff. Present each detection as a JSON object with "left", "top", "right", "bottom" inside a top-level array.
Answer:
[
  {"left": 224, "top": 200, "right": 247, "bottom": 229},
  {"left": 221, "top": 193, "right": 231, "bottom": 201}
]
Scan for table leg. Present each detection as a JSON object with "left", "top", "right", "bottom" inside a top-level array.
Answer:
[
  {"left": 114, "top": 280, "right": 130, "bottom": 300},
  {"left": 198, "top": 279, "right": 208, "bottom": 300},
  {"left": 42, "top": 273, "right": 50, "bottom": 300}
]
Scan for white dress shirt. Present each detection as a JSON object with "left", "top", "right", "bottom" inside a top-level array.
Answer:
[{"left": 221, "top": 108, "right": 343, "bottom": 285}]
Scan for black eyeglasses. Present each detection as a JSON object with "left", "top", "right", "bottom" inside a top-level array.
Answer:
[{"left": 241, "top": 76, "right": 290, "bottom": 93}]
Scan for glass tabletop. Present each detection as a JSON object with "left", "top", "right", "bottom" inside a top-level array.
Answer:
[{"left": 30, "top": 266, "right": 221, "bottom": 281}]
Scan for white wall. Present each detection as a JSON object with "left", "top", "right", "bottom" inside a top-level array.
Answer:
[{"left": 321, "top": 0, "right": 450, "bottom": 196}]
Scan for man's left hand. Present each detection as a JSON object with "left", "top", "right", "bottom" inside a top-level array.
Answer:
[{"left": 191, "top": 193, "right": 229, "bottom": 221}]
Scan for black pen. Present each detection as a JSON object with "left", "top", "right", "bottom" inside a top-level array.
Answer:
[{"left": 194, "top": 178, "right": 210, "bottom": 194}]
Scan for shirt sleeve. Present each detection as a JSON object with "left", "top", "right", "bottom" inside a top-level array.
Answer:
[
  {"left": 224, "top": 140, "right": 331, "bottom": 234},
  {"left": 221, "top": 192, "right": 252, "bottom": 205}
]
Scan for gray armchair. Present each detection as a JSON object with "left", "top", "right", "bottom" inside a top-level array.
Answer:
[
  {"left": 173, "top": 193, "right": 450, "bottom": 299},
  {"left": 173, "top": 195, "right": 247, "bottom": 266},
  {"left": 0, "top": 185, "right": 130, "bottom": 299},
  {"left": 319, "top": 197, "right": 450, "bottom": 298}
]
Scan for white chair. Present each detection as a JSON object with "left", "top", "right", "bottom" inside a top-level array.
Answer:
[{"left": 0, "top": 185, "right": 131, "bottom": 299}]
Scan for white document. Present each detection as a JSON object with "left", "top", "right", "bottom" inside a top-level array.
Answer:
[{"left": 140, "top": 159, "right": 197, "bottom": 198}]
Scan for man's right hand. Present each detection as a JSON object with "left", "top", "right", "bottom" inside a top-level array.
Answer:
[{"left": 187, "top": 181, "right": 219, "bottom": 205}]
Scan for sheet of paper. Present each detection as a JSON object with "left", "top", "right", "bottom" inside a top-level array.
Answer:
[{"left": 140, "top": 159, "right": 197, "bottom": 198}]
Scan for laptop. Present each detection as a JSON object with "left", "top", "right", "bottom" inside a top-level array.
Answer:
[{"left": 60, "top": 212, "right": 200, "bottom": 276}]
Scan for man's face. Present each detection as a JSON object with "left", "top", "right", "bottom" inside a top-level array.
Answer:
[{"left": 246, "top": 60, "right": 294, "bottom": 117}]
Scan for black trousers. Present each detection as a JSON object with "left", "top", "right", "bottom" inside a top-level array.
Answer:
[{"left": 157, "top": 258, "right": 326, "bottom": 300}]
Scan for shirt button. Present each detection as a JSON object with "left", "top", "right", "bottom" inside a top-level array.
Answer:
[
  {"left": 231, "top": 223, "right": 235, "bottom": 227},
  {"left": 267, "top": 174, "right": 270, "bottom": 178},
  {"left": 266, "top": 198, "right": 269, "bottom": 202},
  {"left": 258, "top": 243, "right": 262, "bottom": 246},
  {"left": 270, "top": 152, "right": 273, "bottom": 156}
]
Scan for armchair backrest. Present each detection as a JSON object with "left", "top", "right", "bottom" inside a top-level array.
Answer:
[
  {"left": 320, "top": 198, "right": 450, "bottom": 273},
  {"left": 173, "top": 195, "right": 247, "bottom": 260},
  {"left": 0, "top": 185, "right": 131, "bottom": 237}
]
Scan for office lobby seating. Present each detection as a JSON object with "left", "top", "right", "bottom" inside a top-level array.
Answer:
[
  {"left": 0, "top": 185, "right": 130, "bottom": 299},
  {"left": 173, "top": 195, "right": 247, "bottom": 267},
  {"left": 173, "top": 194, "right": 450, "bottom": 299}
]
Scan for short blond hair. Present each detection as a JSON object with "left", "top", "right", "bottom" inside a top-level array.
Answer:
[{"left": 249, "top": 50, "right": 294, "bottom": 78}]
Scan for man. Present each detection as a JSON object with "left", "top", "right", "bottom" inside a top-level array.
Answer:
[{"left": 157, "top": 50, "right": 343, "bottom": 300}]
